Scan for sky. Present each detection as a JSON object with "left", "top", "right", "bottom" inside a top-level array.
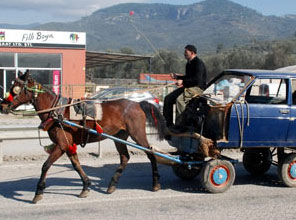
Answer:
[{"left": 0, "top": 0, "right": 295, "bottom": 25}]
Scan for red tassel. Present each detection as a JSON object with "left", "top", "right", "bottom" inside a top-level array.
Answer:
[
  {"left": 151, "top": 106, "right": 158, "bottom": 126},
  {"left": 68, "top": 144, "right": 77, "bottom": 155},
  {"left": 5, "top": 93, "right": 13, "bottom": 102},
  {"left": 96, "top": 122, "right": 103, "bottom": 134}
]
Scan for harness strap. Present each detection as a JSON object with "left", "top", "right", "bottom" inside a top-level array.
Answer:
[{"left": 233, "top": 100, "right": 250, "bottom": 148}]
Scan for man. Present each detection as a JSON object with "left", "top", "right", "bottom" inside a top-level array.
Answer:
[{"left": 163, "top": 44, "right": 207, "bottom": 127}]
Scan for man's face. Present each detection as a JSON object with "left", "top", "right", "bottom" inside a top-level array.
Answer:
[{"left": 184, "top": 49, "right": 195, "bottom": 61}]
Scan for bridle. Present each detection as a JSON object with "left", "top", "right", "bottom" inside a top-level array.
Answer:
[{"left": 4, "top": 78, "right": 46, "bottom": 111}]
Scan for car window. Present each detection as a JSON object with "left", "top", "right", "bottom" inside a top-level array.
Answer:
[
  {"left": 291, "top": 79, "right": 296, "bottom": 105},
  {"left": 245, "top": 78, "right": 287, "bottom": 104},
  {"left": 203, "top": 74, "right": 251, "bottom": 103},
  {"left": 128, "top": 92, "right": 150, "bottom": 99}
]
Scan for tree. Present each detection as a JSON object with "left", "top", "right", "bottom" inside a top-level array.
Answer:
[
  {"left": 216, "top": 43, "right": 224, "bottom": 53},
  {"left": 151, "top": 49, "right": 183, "bottom": 74}
]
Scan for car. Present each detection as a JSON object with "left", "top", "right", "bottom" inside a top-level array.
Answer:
[
  {"left": 172, "top": 69, "right": 296, "bottom": 185},
  {"left": 198, "top": 69, "right": 295, "bottom": 148},
  {"left": 90, "top": 87, "right": 161, "bottom": 110}
]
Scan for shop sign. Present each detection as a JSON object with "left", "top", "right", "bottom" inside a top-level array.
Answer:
[
  {"left": 52, "top": 70, "right": 60, "bottom": 95},
  {"left": 0, "top": 29, "right": 86, "bottom": 49}
]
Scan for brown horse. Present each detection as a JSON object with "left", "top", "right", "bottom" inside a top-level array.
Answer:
[{"left": 0, "top": 71, "right": 166, "bottom": 203}]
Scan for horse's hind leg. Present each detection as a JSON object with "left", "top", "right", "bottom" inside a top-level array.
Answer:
[
  {"left": 68, "top": 153, "right": 91, "bottom": 198},
  {"left": 145, "top": 152, "right": 161, "bottom": 192},
  {"left": 127, "top": 122, "right": 161, "bottom": 192},
  {"left": 32, "top": 145, "right": 64, "bottom": 204},
  {"left": 107, "top": 132, "right": 130, "bottom": 194}
]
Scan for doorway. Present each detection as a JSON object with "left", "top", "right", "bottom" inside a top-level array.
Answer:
[{"left": 0, "top": 69, "right": 16, "bottom": 99}]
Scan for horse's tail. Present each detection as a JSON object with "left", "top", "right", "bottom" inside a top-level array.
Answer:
[{"left": 139, "top": 101, "right": 167, "bottom": 140}]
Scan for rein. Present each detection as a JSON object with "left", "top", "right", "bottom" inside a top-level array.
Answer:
[
  {"left": 22, "top": 99, "right": 93, "bottom": 116},
  {"left": 20, "top": 83, "right": 176, "bottom": 116}
]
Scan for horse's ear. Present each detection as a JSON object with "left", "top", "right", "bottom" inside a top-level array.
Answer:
[
  {"left": 18, "top": 70, "right": 30, "bottom": 81},
  {"left": 17, "top": 71, "right": 22, "bottom": 78},
  {"left": 24, "top": 70, "right": 30, "bottom": 81}
]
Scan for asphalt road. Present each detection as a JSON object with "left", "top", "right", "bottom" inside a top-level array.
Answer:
[
  {"left": 0, "top": 115, "right": 295, "bottom": 220},
  {"left": 1, "top": 154, "right": 296, "bottom": 220}
]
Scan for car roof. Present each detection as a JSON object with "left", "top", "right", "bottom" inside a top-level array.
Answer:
[
  {"left": 102, "top": 87, "right": 139, "bottom": 91},
  {"left": 225, "top": 69, "right": 296, "bottom": 78}
]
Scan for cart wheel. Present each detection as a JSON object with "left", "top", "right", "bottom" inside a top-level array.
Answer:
[
  {"left": 278, "top": 153, "right": 296, "bottom": 187},
  {"left": 200, "top": 159, "right": 235, "bottom": 193},
  {"left": 172, "top": 165, "right": 201, "bottom": 180},
  {"left": 243, "top": 148, "right": 272, "bottom": 176}
]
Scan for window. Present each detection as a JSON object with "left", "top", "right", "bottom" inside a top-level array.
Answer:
[
  {"left": 291, "top": 79, "right": 296, "bottom": 105},
  {"left": 203, "top": 74, "right": 251, "bottom": 103},
  {"left": 18, "top": 53, "right": 61, "bottom": 68},
  {"left": 246, "top": 78, "right": 287, "bottom": 104},
  {"left": 29, "top": 70, "right": 55, "bottom": 85},
  {"left": 0, "top": 53, "right": 14, "bottom": 67}
]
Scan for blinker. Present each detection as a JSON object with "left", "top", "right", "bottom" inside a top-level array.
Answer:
[{"left": 13, "top": 86, "right": 21, "bottom": 95}]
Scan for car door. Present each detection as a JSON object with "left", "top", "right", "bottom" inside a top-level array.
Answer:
[
  {"left": 287, "top": 78, "right": 296, "bottom": 142},
  {"left": 228, "top": 77, "right": 290, "bottom": 147}
]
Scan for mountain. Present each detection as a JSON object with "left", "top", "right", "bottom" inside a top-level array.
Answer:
[
  {"left": 2, "top": 0, "right": 296, "bottom": 54},
  {"left": 0, "top": 23, "right": 40, "bottom": 29}
]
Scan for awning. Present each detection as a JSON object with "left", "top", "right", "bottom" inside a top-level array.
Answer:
[{"left": 86, "top": 51, "right": 153, "bottom": 69}]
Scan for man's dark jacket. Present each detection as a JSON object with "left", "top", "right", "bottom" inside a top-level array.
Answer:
[{"left": 176, "top": 56, "right": 207, "bottom": 89}]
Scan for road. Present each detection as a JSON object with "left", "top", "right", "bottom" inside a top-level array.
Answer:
[
  {"left": 0, "top": 115, "right": 295, "bottom": 220},
  {"left": 0, "top": 153, "right": 295, "bottom": 220}
]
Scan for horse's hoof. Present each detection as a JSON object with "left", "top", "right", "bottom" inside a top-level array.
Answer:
[
  {"left": 152, "top": 183, "right": 161, "bottom": 192},
  {"left": 79, "top": 190, "right": 89, "bottom": 198},
  {"left": 32, "top": 194, "right": 43, "bottom": 204},
  {"left": 107, "top": 186, "right": 116, "bottom": 194}
]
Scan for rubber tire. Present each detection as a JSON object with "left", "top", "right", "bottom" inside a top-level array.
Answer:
[
  {"left": 172, "top": 165, "right": 201, "bottom": 180},
  {"left": 243, "top": 148, "right": 272, "bottom": 176},
  {"left": 200, "top": 159, "right": 235, "bottom": 193},
  {"left": 278, "top": 153, "right": 296, "bottom": 187}
]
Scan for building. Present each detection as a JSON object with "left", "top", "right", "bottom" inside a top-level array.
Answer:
[
  {"left": 0, "top": 28, "right": 153, "bottom": 99},
  {"left": 0, "top": 29, "right": 86, "bottom": 98}
]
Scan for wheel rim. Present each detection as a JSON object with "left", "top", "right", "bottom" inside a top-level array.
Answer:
[
  {"left": 210, "top": 165, "right": 230, "bottom": 187},
  {"left": 288, "top": 161, "right": 296, "bottom": 180}
]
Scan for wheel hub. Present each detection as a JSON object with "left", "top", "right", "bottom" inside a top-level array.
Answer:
[
  {"left": 211, "top": 167, "right": 228, "bottom": 186},
  {"left": 288, "top": 162, "right": 296, "bottom": 180}
]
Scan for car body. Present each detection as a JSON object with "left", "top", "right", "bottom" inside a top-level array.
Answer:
[
  {"left": 90, "top": 87, "right": 161, "bottom": 110},
  {"left": 183, "top": 69, "right": 296, "bottom": 149}
]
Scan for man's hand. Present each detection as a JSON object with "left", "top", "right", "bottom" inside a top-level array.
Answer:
[
  {"left": 176, "top": 79, "right": 183, "bottom": 88},
  {"left": 170, "top": 73, "right": 177, "bottom": 79}
]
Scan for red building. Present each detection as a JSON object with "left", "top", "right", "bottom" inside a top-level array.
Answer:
[{"left": 0, "top": 29, "right": 86, "bottom": 98}]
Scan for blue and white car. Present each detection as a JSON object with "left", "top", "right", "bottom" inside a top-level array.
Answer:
[{"left": 174, "top": 69, "right": 296, "bottom": 189}]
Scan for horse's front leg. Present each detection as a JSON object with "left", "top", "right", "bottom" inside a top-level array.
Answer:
[
  {"left": 33, "top": 145, "right": 64, "bottom": 204},
  {"left": 68, "top": 153, "right": 91, "bottom": 198}
]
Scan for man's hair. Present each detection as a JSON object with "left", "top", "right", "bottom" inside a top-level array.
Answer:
[{"left": 185, "top": 45, "right": 197, "bottom": 54}]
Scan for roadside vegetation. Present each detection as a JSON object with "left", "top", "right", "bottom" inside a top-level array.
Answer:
[{"left": 89, "top": 37, "right": 296, "bottom": 81}]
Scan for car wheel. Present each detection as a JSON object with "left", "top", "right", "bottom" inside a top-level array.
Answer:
[
  {"left": 172, "top": 165, "right": 201, "bottom": 180},
  {"left": 243, "top": 148, "right": 272, "bottom": 176},
  {"left": 200, "top": 159, "right": 235, "bottom": 193},
  {"left": 278, "top": 153, "right": 296, "bottom": 187}
]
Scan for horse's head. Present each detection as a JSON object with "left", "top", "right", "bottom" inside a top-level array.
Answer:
[{"left": 0, "top": 70, "right": 41, "bottom": 114}]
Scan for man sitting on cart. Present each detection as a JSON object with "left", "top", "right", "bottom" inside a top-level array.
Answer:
[{"left": 163, "top": 45, "right": 207, "bottom": 128}]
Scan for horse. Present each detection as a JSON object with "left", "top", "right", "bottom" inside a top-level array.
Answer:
[{"left": 0, "top": 71, "right": 166, "bottom": 204}]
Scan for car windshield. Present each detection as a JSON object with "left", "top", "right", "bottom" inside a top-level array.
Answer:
[{"left": 203, "top": 73, "right": 252, "bottom": 103}]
